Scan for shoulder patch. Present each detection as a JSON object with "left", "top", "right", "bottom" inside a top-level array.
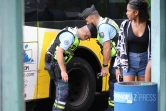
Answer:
[
  {"left": 64, "top": 40, "right": 69, "bottom": 45},
  {"left": 99, "top": 32, "right": 104, "bottom": 38}
]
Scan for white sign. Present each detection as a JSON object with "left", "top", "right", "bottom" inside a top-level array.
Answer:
[{"left": 23, "top": 43, "right": 38, "bottom": 100}]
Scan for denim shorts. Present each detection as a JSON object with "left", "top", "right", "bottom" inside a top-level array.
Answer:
[{"left": 122, "top": 52, "right": 148, "bottom": 77}]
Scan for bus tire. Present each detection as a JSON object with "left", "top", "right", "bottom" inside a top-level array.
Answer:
[{"left": 65, "top": 57, "right": 96, "bottom": 111}]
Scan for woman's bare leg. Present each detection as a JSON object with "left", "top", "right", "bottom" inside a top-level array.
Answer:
[
  {"left": 123, "top": 76, "right": 135, "bottom": 82},
  {"left": 137, "top": 76, "right": 145, "bottom": 81},
  {"left": 145, "top": 60, "right": 151, "bottom": 82}
]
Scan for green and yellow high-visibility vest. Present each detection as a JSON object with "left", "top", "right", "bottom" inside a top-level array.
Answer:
[
  {"left": 97, "top": 17, "right": 119, "bottom": 58},
  {"left": 48, "top": 27, "right": 80, "bottom": 64}
]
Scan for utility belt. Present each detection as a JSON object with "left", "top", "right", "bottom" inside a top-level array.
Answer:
[{"left": 44, "top": 52, "right": 62, "bottom": 80}]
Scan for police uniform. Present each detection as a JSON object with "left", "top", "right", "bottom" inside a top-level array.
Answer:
[
  {"left": 97, "top": 17, "right": 119, "bottom": 111},
  {"left": 80, "top": 5, "right": 120, "bottom": 111},
  {"left": 45, "top": 24, "right": 97, "bottom": 111}
]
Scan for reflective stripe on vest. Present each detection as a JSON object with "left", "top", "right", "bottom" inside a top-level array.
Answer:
[
  {"left": 54, "top": 103, "right": 65, "bottom": 109},
  {"left": 54, "top": 27, "right": 80, "bottom": 64},
  {"left": 108, "top": 99, "right": 114, "bottom": 107},
  {"left": 97, "top": 17, "right": 119, "bottom": 58}
]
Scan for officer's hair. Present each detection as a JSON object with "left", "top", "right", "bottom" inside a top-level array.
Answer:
[{"left": 89, "top": 11, "right": 100, "bottom": 18}]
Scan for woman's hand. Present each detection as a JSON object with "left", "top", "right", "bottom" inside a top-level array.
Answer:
[{"left": 116, "top": 69, "right": 122, "bottom": 82}]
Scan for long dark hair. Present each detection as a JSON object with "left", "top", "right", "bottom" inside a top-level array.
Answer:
[{"left": 128, "top": 0, "right": 150, "bottom": 22}]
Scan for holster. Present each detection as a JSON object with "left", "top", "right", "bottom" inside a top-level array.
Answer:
[
  {"left": 50, "top": 60, "right": 62, "bottom": 80},
  {"left": 45, "top": 53, "right": 62, "bottom": 80},
  {"left": 45, "top": 53, "right": 52, "bottom": 63}
]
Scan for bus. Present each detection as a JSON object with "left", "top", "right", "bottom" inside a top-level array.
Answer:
[{"left": 24, "top": 0, "right": 128, "bottom": 111}]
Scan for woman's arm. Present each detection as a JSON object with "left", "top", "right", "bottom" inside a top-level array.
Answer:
[{"left": 145, "top": 60, "right": 151, "bottom": 82}]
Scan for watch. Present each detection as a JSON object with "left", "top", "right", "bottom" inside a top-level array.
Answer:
[{"left": 103, "top": 64, "right": 108, "bottom": 67}]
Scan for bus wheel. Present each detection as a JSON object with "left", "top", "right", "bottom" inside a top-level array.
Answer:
[{"left": 65, "top": 57, "right": 96, "bottom": 111}]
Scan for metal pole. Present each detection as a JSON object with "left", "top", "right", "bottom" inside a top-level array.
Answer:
[
  {"left": 0, "top": 0, "right": 24, "bottom": 111},
  {"left": 151, "top": 0, "right": 166, "bottom": 111},
  {"left": 0, "top": 1, "right": 2, "bottom": 110}
]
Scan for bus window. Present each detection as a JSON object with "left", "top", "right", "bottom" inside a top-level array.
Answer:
[
  {"left": 37, "top": 0, "right": 67, "bottom": 21},
  {"left": 35, "top": 0, "right": 130, "bottom": 28},
  {"left": 37, "top": 0, "right": 86, "bottom": 21},
  {"left": 24, "top": 0, "right": 129, "bottom": 22},
  {"left": 37, "top": 0, "right": 101, "bottom": 21},
  {"left": 108, "top": 0, "right": 128, "bottom": 19},
  {"left": 24, "top": 0, "right": 37, "bottom": 22}
]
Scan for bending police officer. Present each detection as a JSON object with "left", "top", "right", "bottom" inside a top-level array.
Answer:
[
  {"left": 79, "top": 5, "right": 120, "bottom": 111},
  {"left": 45, "top": 23, "right": 97, "bottom": 111}
]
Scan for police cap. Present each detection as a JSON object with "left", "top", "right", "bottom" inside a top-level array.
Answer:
[
  {"left": 87, "top": 23, "right": 97, "bottom": 38},
  {"left": 79, "top": 5, "right": 96, "bottom": 19}
]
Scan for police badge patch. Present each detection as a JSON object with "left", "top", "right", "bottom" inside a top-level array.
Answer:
[
  {"left": 99, "top": 32, "right": 104, "bottom": 38},
  {"left": 64, "top": 40, "right": 69, "bottom": 45}
]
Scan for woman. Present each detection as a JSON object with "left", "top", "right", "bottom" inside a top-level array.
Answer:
[{"left": 114, "top": 0, "right": 151, "bottom": 82}]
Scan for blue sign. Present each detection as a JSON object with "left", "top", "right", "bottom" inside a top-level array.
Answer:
[
  {"left": 24, "top": 44, "right": 34, "bottom": 63},
  {"left": 114, "top": 92, "right": 133, "bottom": 104}
]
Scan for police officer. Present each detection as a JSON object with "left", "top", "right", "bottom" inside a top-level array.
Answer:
[
  {"left": 45, "top": 23, "right": 97, "bottom": 111},
  {"left": 79, "top": 5, "right": 120, "bottom": 111}
]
